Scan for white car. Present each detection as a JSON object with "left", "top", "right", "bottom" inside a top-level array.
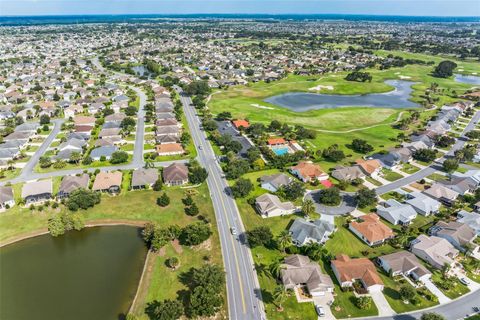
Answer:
[
  {"left": 230, "top": 227, "right": 237, "bottom": 235},
  {"left": 315, "top": 305, "right": 325, "bottom": 317},
  {"left": 459, "top": 277, "right": 470, "bottom": 286}
]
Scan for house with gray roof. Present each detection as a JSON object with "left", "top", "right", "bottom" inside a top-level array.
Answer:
[
  {"left": 260, "top": 173, "right": 292, "bottom": 192},
  {"left": 0, "top": 186, "right": 14, "bottom": 209},
  {"left": 21, "top": 179, "right": 53, "bottom": 205},
  {"left": 58, "top": 174, "right": 90, "bottom": 199},
  {"left": 280, "top": 255, "right": 334, "bottom": 297},
  {"left": 378, "top": 251, "right": 431, "bottom": 281},
  {"left": 457, "top": 210, "right": 480, "bottom": 236},
  {"left": 331, "top": 166, "right": 364, "bottom": 182},
  {"left": 131, "top": 168, "right": 159, "bottom": 189},
  {"left": 289, "top": 218, "right": 335, "bottom": 246},
  {"left": 410, "top": 235, "right": 459, "bottom": 269},
  {"left": 441, "top": 177, "right": 478, "bottom": 196},
  {"left": 429, "top": 221, "right": 477, "bottom": 252},
  {"left": 255, "top": 193, "right": 296, "bottom": 218},
  {"left": 423, "top": 183, "right": 459, "bottom": 206},
  {"left": 405, "top": 192, "right": 441, "bottom": 216},
  {"left": 376, "top": 199, "right": 417, "bottom": 225},
  {"left": 90, "top": 146, "right": 118, "bottom": 161}
]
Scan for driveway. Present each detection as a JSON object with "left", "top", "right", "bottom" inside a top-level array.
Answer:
[
  {"left": 421, "top": 278, "right": 451, "bottom": 304},
  {"left": 313, "top": 292, "right": 335, "bottom": 320},
  {"left": 370, "top": 291, "right": 396, "bottom": 316},
  {"left": 305, "top": 190, "right": 356, "bottom": 216}
]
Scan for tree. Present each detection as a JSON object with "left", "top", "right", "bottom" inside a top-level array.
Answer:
[
  {"left": 124, "top": 106, "right": 137, "bottom": 116},
  {"left": 192, "top": 264, "right": 225, "bottom": 288},
  {"left": 272, "top": 285, "right": 287, "bottom": 311},
  {"left": 48, "top": 215, "right": 65, "bottom": 237},
  {"left": 355, "top": 296, "right": 373, "bottom": 310},
  {"left": 69, "top": 151, "right": 82, "bottom": 164},
  {"left": 413, "top": 149, "right": 437, "bottom": 163},
  {"left": 432, "top": 60, "right": 457, "bottom": 78},
  {"left": 180, "top": 222, "right": 212, "bottom": 246},
  {"left": 269, "top": 120, "right": 282, "bottom": 131},
  {"left": 110, "top": 151, "right": 128, "bottom": 164},
  {"left": 246, "top": 226, "right": 273, "bottom": 247},
  {"left": 39, "top": 114, "right": 50, "bottom": 125},
  {"left": 351, "top": 139, "right": 374, "bottom": 154},
  {"left": 184, "top": 202, "right": 199, "bottom": 216},
  {"left": 356, "top": 188, "right": 377, "bottom": 208},
  {"left": 322, "top": 144, "right": 345, "bottom": 162},
  {"left": 189, "top": 286, "right": 223, "bottom": 317},
  {"left": 39, "top": 156, "right": 52, "bottom": 168},
  {"left": 269, "top": 260, "right": 283, "bottom": 279},
  {"left": 145, "top": 299, "right": 184, "bottom": 320},
  {"left": 318, "top": 187, "right": 341, "bottom": 206},
  {"left": 301, "top": 199, "right": 315, "bottom": 218},
  {"left": 157, "top": 193, "right": 170, "bottom": 207},
  {"left": 66, "top": 188, "right": 101, "bottom": 211},
  {"left": 420, "top": 313, "right": 446, "bottom": 320},
  {"left": 277, "top": 230, "right": 292, "bottom": 253},
  {"left": 183, "top": 194, "right": 194, "bottom": 206},
  {"left": 188, "top": 165, "right": 208, "bottom": 184},
  {"left": 399, "top": 285, "right": 416, "bottom": 301},
  {"left": 435, "top": 135, "right": 455, "bottom": 148},
  {"left": 152, "top": 178, "right": 163, "bottom": 191},
  {"left": 442, "top": 158, "right": 459, "bottom": 174},
  {"left": 466, "top": 130, "right": 480, "bottom": 140},
  {"left": 166, "top": 257, "right": 180, "bottom": 269},
  {"left": 217, "top": 111, "right": 232, "bottom": 120},
  {"left": 121, "top": 117, "right": 136, "bottom": 130},
  {"left": 231, "top": 178, "right": 253, "bottom": 198},
  {"left": 345, "top": 71, "right": 372, "bottom": 82},
  {"left": 281, "top": 181, "right": 306, "bottom": 201},
  {"left": 185, "top": 80, "right": 211, "bottom": 96}
]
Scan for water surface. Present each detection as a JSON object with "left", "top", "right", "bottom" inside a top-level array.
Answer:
[
  {"left": 264, "top": 80, "right": 419, "bottom": 111},
  {"left": 455, "top": 74, "right": 480, "bottom": 85},
  {"left": 0, "top": 226, "right": 147, "bottom": 320}
]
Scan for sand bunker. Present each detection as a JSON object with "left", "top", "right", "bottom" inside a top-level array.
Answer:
[
  {"left": 309, "top": 85, "right": 334, "bottom": 91},
  {"left": 398, "top": 75, "right": 412, "bottom": 80},
  {"left": 251, "top": 103, "right": 274, "bottom": 110}
]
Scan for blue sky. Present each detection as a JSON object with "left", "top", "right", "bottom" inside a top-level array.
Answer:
[{"left": 0, "top": 0, "right": 479, "bottom": 17}]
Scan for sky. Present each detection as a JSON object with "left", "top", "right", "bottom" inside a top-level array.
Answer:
[{"left": 0, "top": 0, "right": 479, "bottom": 17}]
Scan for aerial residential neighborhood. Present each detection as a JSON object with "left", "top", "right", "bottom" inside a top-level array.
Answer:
[{"left": 0, "top": 3, "right": 479, "bottom": 320}]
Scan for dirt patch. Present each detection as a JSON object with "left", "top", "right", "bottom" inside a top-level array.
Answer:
[
  {"left": 158, "top": 246, "right": 166, "bottom": 257},
  {"left": 193, "top": 238, "right": 212, "bottom": 252},
  {"left": 171, "top": 239, "right": 183, "bottom": 254}
]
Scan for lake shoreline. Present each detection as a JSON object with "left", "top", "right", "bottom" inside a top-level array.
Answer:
[{"left": 0, "top": 219, "right": 149, "bottom": 248}]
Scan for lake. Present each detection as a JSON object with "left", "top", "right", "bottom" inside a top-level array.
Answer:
[
  {"left": 0, "top": 226, "right": 147, "bottom": 320},
  {"left": 455, "top": 74, "right": 480, "bottom": 85},
  {"left": 132, "top": 65, "right": 153, "bottom": 78},
  {"left": 264, "top": 80, "right": 419, "bottom": 111}
]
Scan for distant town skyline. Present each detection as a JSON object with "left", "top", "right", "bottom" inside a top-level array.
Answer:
[{"left": 1, "top": 0, "right": 479, "bottom": 17}]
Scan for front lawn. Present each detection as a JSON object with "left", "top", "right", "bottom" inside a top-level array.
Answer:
[
  {"left": 431, "top": 271, "right": 470, "bottom": 299},
  {"left": 381, "top": 169, "right": 404, "bottom": 182},
  {"left": 401, "top": 163, "right": 420, "bottom": 174}
]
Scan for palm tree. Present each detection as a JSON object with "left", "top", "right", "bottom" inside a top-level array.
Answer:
[
  {"left": 269, "top": 260, "right": 283, "bottom": 279},
  {"left": 69, "top": 151, "right": 82, "bottom": 165},
  {"left": 277, "top": 230, "right": 292, "bottom": 253},
  {"left": 272, "top": 285, "right": 287, "bottom": 311},
  {"left": 301, "top": 199, "right": 315, "bottom": 219}
]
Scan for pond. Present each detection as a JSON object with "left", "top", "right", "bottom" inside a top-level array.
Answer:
[
  {"left": 264, "top": 80, "right": 419, "bottom": 111},
  {"left": 132, "top": 65, "right": 153, "bottom": 78},
  {"left": 0, "top": 226, "right": 148, "bottom": 320},
  {"left": 455, "top": 74, "right": 480, "bottom": 85}
]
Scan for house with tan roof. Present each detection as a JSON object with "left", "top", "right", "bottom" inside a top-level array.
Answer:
[
  {"left": 74, "top": 115, "right": 96, "bottom": 126},
  {"left": 156, "top": 143, "right": 184, "bottom": 156},
  {"left": 280, "top": 255, "right": 334, "bottom": 297},
  {"left": 22, "top": 179, "right": 53, "bottom": 204},
  {"left": 349, "top": 214, "right": 394, "bottom": 246},
  {"left": 163, "top": 163, "right": 189, "bottom": 186},
  {"left": 255, "top": 193, "right": 296, "bottom": 218},
  {"left": 423, "top": 183, "right": 459, "bottom": 206},
  {"left": 429, "top": 221, "right": 477, "bottom": 252},
  {"left": 410, "top": 235, "right": 459, "bottom": 269},
  {"left": 92, "top": 171, "right": 122, "bottom": 193},
  {"left": 378, "top": 251, "right": 431, "bottom": 281},
  {"left": 58, "top": 174, "right": 90, "bottom": 198},
  {"left": 355, "top": 159, "right": 382, "bottom": 176},
  {"left": 290, "top": 161, "right": 328, "bottom": 182},
  {"left": 331, "top": 255, "right": 384, "bottom": 292}
]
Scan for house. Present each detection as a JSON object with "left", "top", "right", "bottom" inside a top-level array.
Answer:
[
  {"left": 232, "top": 119, "right": 250, "bottom": 130},
  {"left": 0, "top": 186, "right": 14, "bottom": 209},
  {"left": 57, "top": 174, "right": 90, "bottom": 198},
  {"left": 371, "top": 152, "right": 400, "bottom": 169},
  {"left": 156, "top": 143, "right": 184, "bottom": 156},
  {"left": 99, "top": 128, "right": 122, "bottom": 140},
  {"left": 441, "top": 177, "right": 478, "bottom": 196},
  {"left": 131, "top": 168, "right": 159, "bottom": 189},
  {"left": 355, "top": 159, "right": 382, "bottom": 177},
  {"left": 457, "top": 210, "right": 480, "bottom": 236},
  {"left": 90, "top": 146, "right": 118, "bottom": 161},
  {"left": 74, "top": 125, "right": 94, "bottom": 136},
  {"left": 349, "top": 214, "right": 394, "bottom": 246},
  {"left": 376, "top": 199, "right": 417, "bottom": 225},
  {"left": 423, "top": 183, "right": 459, "bottom": 206},
  {"left": 255, "top": 193, "right": 296, "bottom": 218},
  {"left": 429, "top": 221, "right": 477, "bottom": 252},
  {"left": 21, "top": 179, "right": 53, "bottom": 204},
  {"left": 378, "top": 251, "right": 431, "bottom": 281},
  {"left": 405, "top": 192, "right": 441, "bottom": 216},
  {"left": 331, "top": 166, "right": 365, "bottom": 182},
  {"left": 289, "top": 218, "right": 335, "bottom": 246},
  {"left": 260, "top": 173, "right": 292, "bottom": 192},
  {"left": 156, "top": 126, "right": 180, "bottom": 137},
  {"left": 290, "top": 161, "right": 328, "bottom": 182},
  {"left": 92, "top": 171, "right": 123, "bottom": 193},
  {"left": 331, "top": 255, "right": 384, "bottom": 292},
  {"left": 74, "top": 115, "right": 96, "bottom": 127},
  {"left": 410, "top": 235, "right": 459, "bottom": 269},
  {"left": 390, "top": 147, "right": 413, "bottom": 163},
  {"left": 280, "top": 255, "right": 334, "bottom": 296},
  {"left": 64, "top": 104, "right": 83, "bottom": 118},
  {"left": 267, "top": 138, "right": 287, "bottom": 146},
  {"left": 163, "top": 162, "right": 189, "bottom": 186}
]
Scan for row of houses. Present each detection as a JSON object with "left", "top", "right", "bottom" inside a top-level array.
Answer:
[{"left": 0, "top": 122, "right": 41, "bottom": 166}]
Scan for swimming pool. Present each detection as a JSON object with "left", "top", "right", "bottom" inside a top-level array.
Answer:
[{"left": 272, "top": 146, "right": 289, "bottom": 156}]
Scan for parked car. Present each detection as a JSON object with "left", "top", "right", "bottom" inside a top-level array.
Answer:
[
  {"left": 230, "top": 227, "right": 237, "bottom": 235},
  {"left": 315, "top": 305, "right": 325, "bottom": 317},
  {"left": 459, "top": 277, "right": 470, "bottom": 285},
  {"left": 473, "top": 306, "right": 479, "bottom": 313}
]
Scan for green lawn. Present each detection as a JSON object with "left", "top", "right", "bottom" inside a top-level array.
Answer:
[
  {"left": 381, "top": 169, "right": 404, "bottom": 182},
  {"left": 401, "top": 163, "right": 420, "bottom": 174},
  {"left": 379, "top": 273, "right": 438, "bottom": 313},
  {"left": 431, "top": 271, "right": 470, "bottom": 299},
  {"left": 365, "top": 176, "right": 383, "bottom": 187}
]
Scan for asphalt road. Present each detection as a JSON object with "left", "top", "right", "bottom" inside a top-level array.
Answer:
[
  {"left": 175, "top": 86, "right": 266, "bottom": 320},
  {"left": 376, "top": 110, "right": 480, "bottom": 195}
]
